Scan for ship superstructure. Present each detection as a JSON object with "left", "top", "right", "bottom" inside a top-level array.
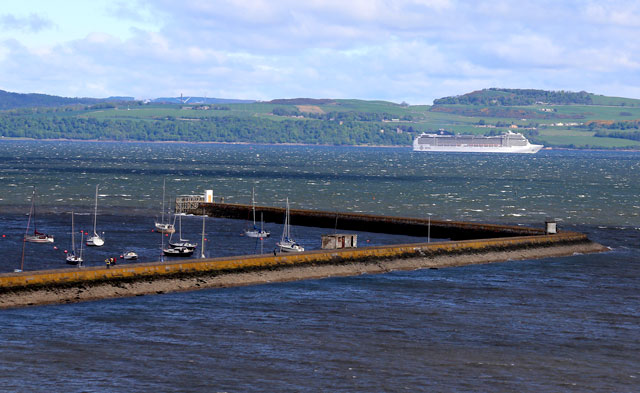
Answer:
[{"left": 413, "top": 131, "right": 543, "bottom": 153}]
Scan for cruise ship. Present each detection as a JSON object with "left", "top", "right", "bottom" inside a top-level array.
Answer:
[{"left": 412, "top": 131, "right": 543, "bottom": 154}]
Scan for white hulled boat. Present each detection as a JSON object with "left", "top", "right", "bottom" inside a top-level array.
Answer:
[
  {"left": 169, "top": 214, "right": 197, "bottom": 250},
  {"left": 245, "top": 187, "right": 270, "bottom": 238},
  {"left": 24, "top": 187, "right": 54, "bottom": 244},
  {"left": 155, "top": 178, "right": 175, "bottom": 234},
  {"left": 122, "top": 251, "right": 138, "bottom": 260},
  {"left": 86, "top": 184, "right": 105, "bottom": 247},
  {"left": 66, "top": 211, "right": 84, "bottom": 265},
  {"left": 276, "top": 198, "right": 304, "bottom": 253}
]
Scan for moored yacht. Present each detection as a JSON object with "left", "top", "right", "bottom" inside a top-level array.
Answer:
[{"left": 276, "top": 198, "right": 304, "bottom": 253}]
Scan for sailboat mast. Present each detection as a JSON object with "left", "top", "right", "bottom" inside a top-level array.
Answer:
[
  {"left": 201, "top": 208, "right": 206, "bottom": 258},
  {"left": 260, "top": 212, "right": 264, "bottom": 254},
  {"left": 92, "top": 184, "right": 99, "bottom": 234},
  {"left": 71, "top": 211, "right": 76, "bottom": 253},
  {"left": 20, "top": 188, "right": 36, "bottom": 271},
  {"left": 252, "top": 187, "right": 256, "bottom": 226},
  {"left": 168, "top": 200, "right": 177, "bottom": 242},
  {"left": 31, "top": 187, "right": 38, "bottom": 234},
  {"left": 161, "top": 177, "right": 166, "bottom": 224},
  {"left": 285, "top": 197, "right": 290, "bottom": 240},
  {"left": 19, "top": 236, "right": 27, "bottom": 271},
  {"left": 25, "top": 188, "right": 35, "bottom": 238}
]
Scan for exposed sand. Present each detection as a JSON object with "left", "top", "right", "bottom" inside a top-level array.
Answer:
[{"left": 0, "top": 242, "right": 607, "bottom": 309}]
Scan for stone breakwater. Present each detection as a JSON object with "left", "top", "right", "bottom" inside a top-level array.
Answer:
[{"left": 0, "top": 231, "right": 607, "bottom": 309}]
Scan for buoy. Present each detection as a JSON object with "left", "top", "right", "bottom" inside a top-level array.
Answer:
[
  {"left": 64, "top": 250, "right": 68, "bottom": 253},
  {"left": 2, "top": 234, "right": 5, "bottom": 238},
  {"left": 54, "top": 246, "right": 58, "bottom": 250}
]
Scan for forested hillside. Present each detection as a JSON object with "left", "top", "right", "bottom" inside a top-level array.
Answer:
[
  {"left": 0, "top": 111, "right": 412, "bottom": 145},
  {"left": 1, "top": 88, "right": 640, "bottom": 149},
  {"left": 0, "top": 89, "right": 131, "bottom": 110},
  {"left": 433, "top": 88, "right": 596, "bottom": 106}
]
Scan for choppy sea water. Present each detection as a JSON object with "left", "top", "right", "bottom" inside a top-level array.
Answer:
[{"left": 0, "top": 141, "right": 638, "bottom": 392}]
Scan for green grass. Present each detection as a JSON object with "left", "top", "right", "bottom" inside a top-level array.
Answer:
[
  {"left": 17, "top": 95, "right": 640, "bottom": 149},
  {"left": 545, "top": 105, "right": 640, "bottom": 121},
  {"left": 589, "top": 94, "right": 640, "bottom": 107},
  {"left": 537, "top": 129, "right": 640, "bottom": 148}
]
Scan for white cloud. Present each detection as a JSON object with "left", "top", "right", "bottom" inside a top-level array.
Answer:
[
  {"left": 584, "top": 2, "right": 640, "bottom": 27},
  {"left": 0, "top": 12, "right": 54, "bottom": 32},
  {"left": 1, "top": 0, "right": 640, "bottom": 103},
  {"left": 487, "top": 34, "right": 566, "bottom": 68}
]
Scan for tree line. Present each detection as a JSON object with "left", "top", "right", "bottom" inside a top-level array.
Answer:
[
  {"left": 434, "top": 88, "right": 594, "bottom": 106},
  {"left": 272, "top": 107, "right": 414, "bottom": 122},
  {"left": 0, "top": 113, "right": 413, "bottom": 146}
]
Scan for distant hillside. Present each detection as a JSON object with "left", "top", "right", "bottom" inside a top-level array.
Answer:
[
  {"left": 0, "top": 89, "right": 105, "bottom": 110},
  {"left": 151, "top": 96, "right": 255, "bottom": 104},
  {"left": 3, "top": 88, "right": 640, "bottom": 149},
  {"left": 105, "top": 96, "right": 135, "bottom": 101},
  {"left": 0, "top": 89, "right": 255, "bottom": 110},
  {"left": 433, "top": 88, "right": 597, "bottom": 106},
  {"left": 269, "top": 98, "right": 336, "bottom": 105}
]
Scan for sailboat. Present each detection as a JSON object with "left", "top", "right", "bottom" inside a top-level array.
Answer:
[
  {"left": 276, "top": 198, "right": 304, "bottom": 252},
  {"left": 155, "top": 178, "right": 175, "bottom": 234},
  {"left": 86, "top": 184, "right": 105, "bottom": 247},
  {"left": 66, "top": 211, "right": 84, "bottom": 265},
  {"left": 244, "top": 187, "right": 270, "bottom": 238},
  {"left": 24, "top": 187, "right": 54, "bottom": 243},
  {"left": 169, "top": 213, "right": 197, "bottom": 250},
  {"left": 163, "top": 245, "right": 194, "bottom": 257}
]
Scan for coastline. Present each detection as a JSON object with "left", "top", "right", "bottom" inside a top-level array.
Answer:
[
  {"left": 3, "top": 136, "right": 640, "bottom": 152},
  {"left": 0, "top": 241, "right": 607, "bottom": 309},
  {"left": 0, "top": 136, "right": 408, "bottom": 149}
]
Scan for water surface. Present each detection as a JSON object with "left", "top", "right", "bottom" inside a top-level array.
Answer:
[{"left": 1, "top": 141, "right": 638, "bottom": 392}]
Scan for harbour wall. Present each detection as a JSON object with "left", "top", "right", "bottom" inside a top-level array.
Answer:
[
  {"left": 0, "top": 230, "right": 607, "bottom": 309},
  {"left": 190, "top": 202, "right": 545, "bottom": 240}
]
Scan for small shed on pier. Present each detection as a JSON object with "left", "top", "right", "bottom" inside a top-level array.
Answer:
[{"left": 321, "top": 233, "right": 358, "bottom": 250}]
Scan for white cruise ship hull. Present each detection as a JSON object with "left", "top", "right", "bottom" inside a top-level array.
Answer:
[
  {"left": 412, "top": 131, "right": 543, "bottom": 154},
  {"left": 413, "top": 144, "right": 543, "bottom": 154}
]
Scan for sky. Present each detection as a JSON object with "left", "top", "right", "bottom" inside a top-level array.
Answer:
[{"left": 0, "top": 0, "right": 639, "bottom": 104}]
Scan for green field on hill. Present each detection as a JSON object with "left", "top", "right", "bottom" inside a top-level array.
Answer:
[{"left": 2, "top": 89, "right": 640, "bottom": 149}]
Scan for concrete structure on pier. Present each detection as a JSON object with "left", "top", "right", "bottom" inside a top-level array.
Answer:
[
  {"left": 321, "top": 233, "right": 357, "bottom": 250},
  {"left": 188, "top": 202, "right": 546, "bottom": 240}
]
